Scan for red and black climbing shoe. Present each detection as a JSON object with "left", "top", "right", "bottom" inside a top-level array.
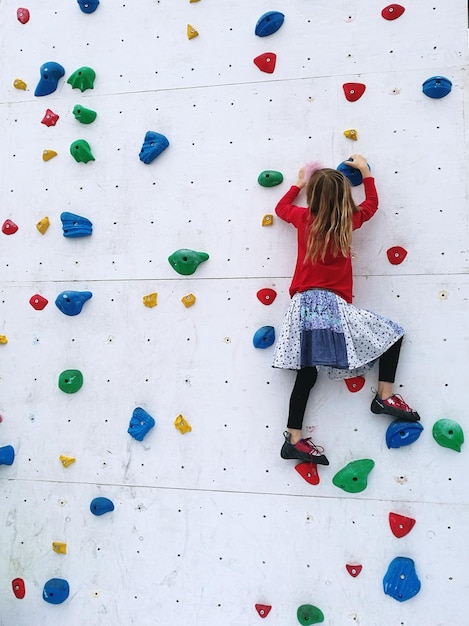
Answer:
[
  {"left": 371, "top": 393, "right": 420, "bottom": 422},
  {"left": 280, "top": 431, "right": 329, "bottom": 465}
]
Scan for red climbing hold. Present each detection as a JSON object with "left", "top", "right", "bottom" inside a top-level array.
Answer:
[
  {"left": 17, "top": 8, "right": 30, "bottom": 24},
  {"left": 343, "top": 82, "right": 366, "bottom": 102},
  {"left": 41, "top": 109, "right": 60, "bottom": 127},
  {"left": 2, "top": 219, "right": 18, "bottom": 235},
  {"left": 256, "top": 288, "right": 277, "bottom": 305},
  {"left": 253, "top": 52, "right": 277, "bottom": 74},
  {"left": 29, "top": 294, "right": 48, "bottom": 310},
  {"left": 255, "top": 604, "right": 272, "bottom": 618},
  {"left": 295, "top": 462, "right": 320, "bottom": 485},
  {"left": 12, "top": 577, "right": 26, "bottom": 599},
  {"left": 389, "top": 512, "right": 416, "bottom": 538},
  {"left": 346, "top": 564, "right": 363, "bottom": 578},
  {"left": 381, "top": 4, "right": 405, "bottom": 20},
  {"left": 345, "top": 376, "right": 365, "bottom": 393},
  {"left": 386, "top": 246, "right": 407, "bottom": 265}
]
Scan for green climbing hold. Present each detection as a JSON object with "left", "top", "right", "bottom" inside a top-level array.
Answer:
[
  {"left": 297, "top": 604, "right": 324, "bottom": 625},
  {"left": 72, "top": 104, "right": 97, "bottom": 124},
  {"left": 332, "top": 459, "right": 375, "bottom": 493},
  {"left": 58, "top": 369, "right": 83, "bottom": 394},
  {"left": 432, "top": 419, "right": 464, "bottom": 452},
  {"left": 168, "top": 249, "right": 209, "bottom": 276},
  {"left": 67, "top": 66, "right": 96, "bottom": 92},
  {"left": 258, "top": 170, "right": 284, "bottom": 187},
  {"left": 70, "top": 139, "right": 95, "bottom": 163}
]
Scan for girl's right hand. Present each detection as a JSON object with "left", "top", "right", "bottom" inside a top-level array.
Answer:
[
  {"left": 344, "top": 154, "right": 371, "bottom": 177},
  {"left": 295, "top": 166, "right": 306, "bottom": 189}
]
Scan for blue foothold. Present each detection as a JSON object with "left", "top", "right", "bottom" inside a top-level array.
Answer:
[
  {"left": 77, "top": 0, "right": 99, "bottom": 13},
  {"left": 60, "top": 212, "right": 93, "bottom": 238},
  {"left": 43, "top": 578, "right": 70, "bottom": 605},
  {"left": 0, "top": 445, "right": 15, "bottom": 466},
  {"left": 386, "top": 420, "right": 424, "bottom": 449},
  {"left": 55, "top": 291, "right": 92, "bottom": 316},
  {"left": 422, "top": 76, "right": 452, "bottom": 99},
  {"left": 337, "top": 160, "right": 370, "bottom": 187},
  {"left": 383, "top": 557, "right": 421, "bottom": 602},
  {"left": 253, "top": 326, "right": 275, "bottom": 349},
  {"left": 34, "top": 62, "right": 65, "bottom": 97},
  {"left": 128, "top": 407, "right": 155, "bottom": 442},
  {"left": 139, "top": 131, "right": 169, "bottom": 164},
  {"left": 255, "top": 11, "right": 285, "bottom": 37},
  {"left": 90, "top": 497, "right": 115, "bottom": 516}
]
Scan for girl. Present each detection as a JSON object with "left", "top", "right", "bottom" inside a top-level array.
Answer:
[{"left": 272, "top": 155, "right": 420, "bottom": 466}]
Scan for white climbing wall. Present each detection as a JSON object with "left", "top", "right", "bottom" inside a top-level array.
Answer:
[{"left": 1, "top": 0, "right": 468, "bottom": 624}]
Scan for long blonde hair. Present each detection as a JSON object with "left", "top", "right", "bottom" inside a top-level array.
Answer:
[{"left": 304, "top": 168, "right": 358, "bottom": 263}]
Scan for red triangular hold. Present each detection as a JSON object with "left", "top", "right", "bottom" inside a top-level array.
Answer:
[
  {"left": 254, "top": 52, "right": 277, "bottom": 74},
  {"left": 2, "top": 219, "right": 19, "bottom": 235},
  {"left": 386, "top": 246, "right": 407, "bottom": 265},
  {"left": 255, "top": 604, "right": 272, "bottom": 618},
  {"left": 295, "top": 462, "right": 320, "bottom": 485},
  {"left": 343, "top": 82, "right": 366, "bottom": 102},
  {"left": 389, "top": 512, "right": 416, "bottom": 538},
  {"left": 257, "top": 288, "right": 277, "bottom": 305},
  {"left": 381, "top": 4, "right": 405, "bottom": 20},
  {"left": 345, "top": 376, "right": 365, "bottom": 393},
  {"left": 346, "top": 564, "right": 363, "bottom": 577}
]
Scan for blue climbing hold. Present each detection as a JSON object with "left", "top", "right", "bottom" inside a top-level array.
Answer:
[
  {"left": 43, "top": 578, "right": 70, "bottom": 604},
  {"left": 77, "top": 0, "right": 99, "bottom": 13},
  {"left": 255, "top": 11, "right": 285, "bottom": 37},
  {"left": 337, "top": 159, "right": 370, "bottom": 186},
  {"left": 34, "top": 62, "right": 65, "bottom": 97},
  {"left": 60, "top": 212, "right": 93, "bottom": 238},
  {"left": 383, "top": 557, "right": 421, "bottom": 602},
  {"left": 0, "top": 445, "right": 15, "bottom": 466},
  {"left": 422, "top": 76, "right": 452, "bottom": 99},
  {"left": 128, "top": 407, "right": 155, "bottom": 441},
  {"left": 90, "top": 497, "right": 115, "bottom": 516},
  {"left": 55, "top": 291, "right": 92, "bottom": 316},
  {"left": 386, "top": 420, "right": 424, "bottom": 449},
  {"left": 253, "top": 326, "right": 275, "bottom": 349},
  {"left": 139, "top": 131, "right": 169, "bottom": 164}
]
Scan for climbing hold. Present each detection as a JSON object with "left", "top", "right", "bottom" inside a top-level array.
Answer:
[
  {"left": 13, "top": 78, "right": 27, "bottom": 90},
  {"left": 72, "top": 104, "right": 97, "bottom": 124},
  {"left": 344, "top": 376, "right": 365, "bottom": 392},
  {"left": 0, "top": 445, "right": 15, "bottom": 466},
  {"left": 332, "top": 459, "right": 375, "bottom": 493},
  {"left": 143, "top": 293, "right": 158, "bottom": 308},
  {"left": 90, "top": 496, "right": 114, "bottom": 516},
  {"left": 43, "top": 578, "right": 70, "bottom": 604},
  {"left": 70, "top": 139, "right": 95, "bottom": 163},
  {"left": 346, "top": 564, "right": 363, "bottom": 578},
  {"left": 2, "top": 219, "right": 18, "bottom": 235},
  {"left": 12, "top": 578, "right": 26, "bottom": 599},
  {"left": 190, "top": 0, "right": 200, "bottom": 2},
  {"left": 139, "top": 131, "right": 169, "bottom": 164},
  {"left": 174, "top": 414, "right": 192, "bottom": 434},
  {"left": 59, "top": 455, "right": 76, "bottom": 468},
  {"left": 128, "top": 407, "right": 155, "bottom": 441},
  {"left": 295, "top": 462, "right": 320, "bottom": 485},
  {"left": 337, "top": 159, "right": 369, "bottom": 187},
  {"left": 253, "top": 52, "right": 277, "bottom": 74},
  {"left": 52, "top": 542, "right": 67, "bottom": 554},
  {"left": 253, "top": 326, "right": 275, "bottom": 349},
  {"left": 432, "top": 418, "right": 464, "bottom": 452},
  {"left": 55, "top": 291, "right": 92, "bottom": 316},
  {"left": 255, "top": 11, "right": 284, "bottom": 37},
  {"left": 67, "top": 66, "right": 96, "bottom": 92},
  {"left": 41, "top": 109, "right": 60, "bottom": 127},
  {"left": 386, "top": 420, "right": 423, "bottom": 449},
  {"left": 342, "top": 82, "right": 366, "bottom": 102},
  {"left": 34, "top": 62, "right": 65, "bottom": 96},
  {"left": 29, "top": 294, "right": 48, "bottom": 310},
  {"left": 381, "top": 4, "right": 405, "bottom": 20},
  {"left": 343, "top": 129, "right": 358, "bottom": 140},
  {"left": 42, "top": 149, "right": 58, "bottom": 161},
  {"left": 77, "top": 0, "right": 99, "bottom": 13},
  {"left": 187, "top": 24, "right": 199, "bottom": 39},
  {"left": 168, "top": 249, "right": 209, "bottom": 275},
  {"left": 422, "top": 76, "right": 452, "bottom": 99},
  {"left": 262, "top": 214, "right": 274, "bottom": 226},
  {"left": 0, "top": 335, "right": 8, "bottom": 344},
  {"left": 255, "top": 604, "right": 272, "bottom": 618},
  {"left": 258, "top": 170, "right": 283, "bottom": 187},
  {"left": 256, "top": 288, "right": 277, "bottom": 305},
  {"left": 61, "top": 212, "right": 93, "bottom": 237},
  {"left": 181, "top": 293, "right": 196, "bottom": 307},
  {"left": 387, "top": 246, "right": 407, "bottom": 265},
  {"left": 389, "top": 512, "right": 416, "bottom": 538},
  {"left": 297, "top": 604, "right": 324, "bottom": 625},
  {"left": 58, "top": 369, "right": 83, "bottom": 394},
  {"left": 383, "top": 557, "right": 421, "bottom": 602},
  {"left": 17, "top": 8, "right": 30, "bottom": 24}
]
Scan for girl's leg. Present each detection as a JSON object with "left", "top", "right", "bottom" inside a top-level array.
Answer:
[{"left": 287, "top": 366, "right": 318, "bottom": 443}]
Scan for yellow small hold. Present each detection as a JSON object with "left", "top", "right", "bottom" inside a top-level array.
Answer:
[
  {"left": 36, "top": 216, "right": 50, "bottom": 235},
  {"left": 52, "top": 542, "right": 67, "bottom": 555},
  {"left": 59, "top": 455, "right": 76, "bottom": 468},
  {"left": 174, "top": 414, "right": 192, "bottom": 434},
  {"left": 343, "top": 129, "right": 358, "bottom": 140},
  {"left": 14, "top": 78, "right": 27, "bottom": 90},
  {"left": 42, "top": 150, "right": 58, "bottom": 162},
  {"left": 181, "top": 293, "right": 196, "bottom": 308},
  {"left": 262, "top": 214, "right": 274, "bottom": 226},
  {"left": 143, "top": 293, "right": 158, "bottom": 308},
  {"left": 190, "top": 0, "right": 201, "bottom": 3},
  {"left": 187, "top": 24, "right": 199, "bottom": 39},
  {"left": 0, "top": 335, "right": 8, "bottom": 344}
]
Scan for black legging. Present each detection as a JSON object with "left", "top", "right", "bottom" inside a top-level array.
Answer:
[{"left": 287, "top": 337, "right": 403, "bottom": 430}]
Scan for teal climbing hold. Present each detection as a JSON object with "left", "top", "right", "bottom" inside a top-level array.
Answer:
[
  {"left": 58, "top": 369, "right": 83, "bottom": 394},
  {"left": 297, "top": 604, "right": 324, "bottom": 625},
  {"left": 258, "top": 170, "right": 283, "bottom": 187},
  {"left": 70, "top": 139, "right": 95, "bottom": 163},
  {"left": 168, "top": 249, "right": 209, "bottom": 275},
  {"left": 72, "top": 104, "right": 97, "bottom": 124},
  {"left": 67, "top": 66, "right": 96, "bottom": 92},
  {"left": 432, "top": 419, "right": 464, "bottom": 452},
  {"left": 332, "top": 459, "right": 375, "bottom": 493}
]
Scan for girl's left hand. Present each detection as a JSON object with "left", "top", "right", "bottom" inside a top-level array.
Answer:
[{"left": 295, "top": 167, "right": 306, "bottom": 188}]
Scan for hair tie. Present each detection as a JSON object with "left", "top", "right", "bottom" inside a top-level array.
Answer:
[{"left": 303, "top": 161, "right": 323, "bottom": 184}]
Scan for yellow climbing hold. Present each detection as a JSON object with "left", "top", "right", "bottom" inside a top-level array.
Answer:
[
  {"left": 52, "top": 542, "right": 67, "bottom": 554},
  {"left": 59, "top": 455, "right": 76, "bottom": 468},
  {"left": 343, "top": 129, "right": 358, "bottom": 140},
  {"left": 0, "top": 335, "right": 8, "bottom": 344},
  {"left": 262, "top": 214, "right": 274, "bottom": 226},
  {"left": 42, "top": 150, "right": 58, "bottom": 161},
  {"left": 181, "top": 293, "right": 196, "bottom": 308},
  {"left": 13, "top": 78, "right": 27, "bottom": 90},
  {"left": 36, "top": 216, "right": 50, "bottom": 234},
  {"left": 174, "top": 414, "right": 192, "bottom": 434},
  {"left": 143, "top": 293, "right": 158, "bottom": 308},
  {"left": 190, "top": 0, "right": 200, "bottom": 3},
  {"left": 187, "top": 24, "right": 199, "bottom": 39}
]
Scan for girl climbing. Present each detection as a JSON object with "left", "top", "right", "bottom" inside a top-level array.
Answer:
[{"left": 272, "top": 155, "right": 420, "bottom": 466}]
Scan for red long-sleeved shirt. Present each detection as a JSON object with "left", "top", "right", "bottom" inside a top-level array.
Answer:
[{"left": 274, "top": 177, "right": 378, "bottom": 303}]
